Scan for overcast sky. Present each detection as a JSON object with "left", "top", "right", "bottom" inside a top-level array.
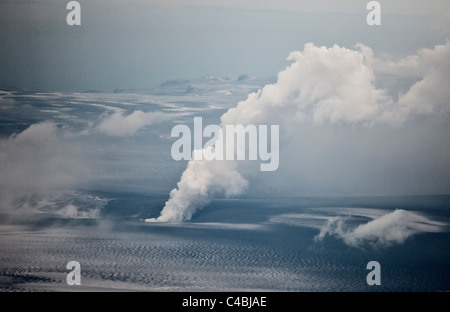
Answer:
[{"left": 1, "top": 0, "right": 449, "bottom": 91}]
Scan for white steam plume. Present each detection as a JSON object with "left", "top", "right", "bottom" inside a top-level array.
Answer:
[
  {"left": 148, "top": 42, "right": 450, "bottom": 223},
  {"left": 146, "top": 154, "right": 248, "bottom": 222}
]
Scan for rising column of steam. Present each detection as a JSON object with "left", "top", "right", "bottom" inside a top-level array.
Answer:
[{"left": 146, "top": 42, "right": 450, "bottom": 222}]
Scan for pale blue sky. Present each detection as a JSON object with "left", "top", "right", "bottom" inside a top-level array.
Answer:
[{"left": 0, "top": 0, "right": 449, "bottom": 91}]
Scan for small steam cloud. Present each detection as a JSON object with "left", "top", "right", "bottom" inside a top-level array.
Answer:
[
  {"left": 0, "top": 122, "right": 94, "bottom": 215},
  {"left": 0, "top": 122, "right": 88, "bottom": 197},
  {"left": 149, "top": 41, "right": 450, "bottom": 223},
  {"left": 314, "top": 209, "right": 447, "bottom": 248},
  {"left": 96, "top": 110, "right": 169, "bottom": 137}
]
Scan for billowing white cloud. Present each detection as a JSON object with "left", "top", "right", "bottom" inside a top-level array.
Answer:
[
  {"left": 375, "top": 41, "right": 450, "bottom": 124},
  {"left": 150, "top": 41, "right": 450, "bottom": 223},
  {"left": 222, "top": 43, "right": 393, "bottom": 127},
  {"left": 96, "top": 110, "right": 170, "bottom": 136},
  {"left": 315, "top": 209, "right": 447, "bottom": 247}
]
